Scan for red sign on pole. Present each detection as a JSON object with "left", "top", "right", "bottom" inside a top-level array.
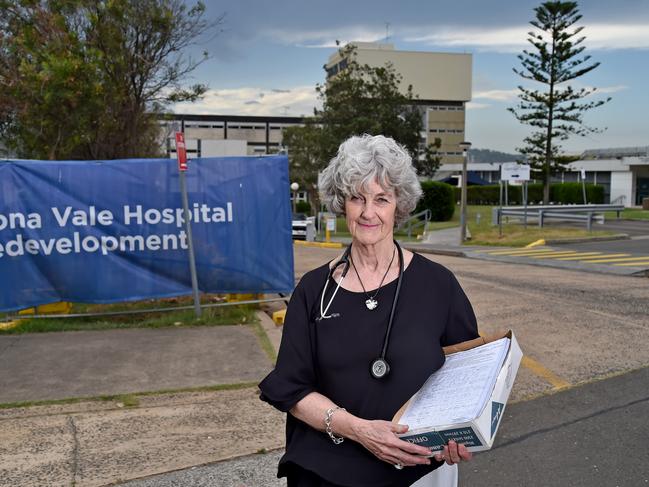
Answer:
[{"left": 175, "top": 132, "right": 188, "bottom": 171}]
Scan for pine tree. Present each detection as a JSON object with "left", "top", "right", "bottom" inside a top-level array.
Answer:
[{"left": 508, "top": 1, "right": 610, "bottom": 203}]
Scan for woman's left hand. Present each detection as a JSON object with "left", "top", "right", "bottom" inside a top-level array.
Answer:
[{"left": 433, "top": 440, "right": 472, "bottom": 465}]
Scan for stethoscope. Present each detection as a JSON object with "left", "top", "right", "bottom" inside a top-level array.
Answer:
[{"left": 319, "top": 241, "right": 404, "bottom": 379}]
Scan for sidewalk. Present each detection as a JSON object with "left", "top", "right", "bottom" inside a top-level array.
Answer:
[
  {"left": 0, "top": 314, "right": 284, "bottom": 487},
  {"left": 0, "top": 326, "right": 272, "bottom": 404}
]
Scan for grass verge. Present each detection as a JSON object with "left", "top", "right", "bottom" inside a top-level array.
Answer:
[
  {"left": 447, "top": 204, "right": 614, "bottom": 247},
  {"left": 468, "top": 223, "right": 614, "bottom": 247},
  {"left": 251, "top": 319, "right": 278, "bottom": 364},
  {"left": 0, "top": 381, "right": 259, "bottom": 410},
  {"left": 331, "top": 205, "right": 615, "bottom": 247},
  {"left": 0, "top": 297, "right": 258, "bottom": 334},
  {"left": 603, "top": 208, "right": 649, "bottom": 220}
]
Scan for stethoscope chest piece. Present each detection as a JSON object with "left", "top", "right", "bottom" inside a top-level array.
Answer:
[{"left": 370, "top": 358, "right": 390, "bottom": 379}]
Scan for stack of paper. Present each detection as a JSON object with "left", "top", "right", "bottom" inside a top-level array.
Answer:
[{"left": 400, "top": 337, "right": 510, "bottom": 429}]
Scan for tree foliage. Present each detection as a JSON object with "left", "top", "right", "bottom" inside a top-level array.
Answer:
[
  {"left": 508, "top": 1, "right": 610, "bottom": 203},
  {"left": 284, "top": 44, "right": 440, "bottom": 200},
  {"left": 0, "top": 0, "right": 219, "bottom": 160},
  {"left": 282, "top": 123, "right": 325, "bottom": 213}
]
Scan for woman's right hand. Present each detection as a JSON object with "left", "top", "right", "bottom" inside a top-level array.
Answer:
[{"left": 350, "top": 419, "right": 432, "bottom": 467}]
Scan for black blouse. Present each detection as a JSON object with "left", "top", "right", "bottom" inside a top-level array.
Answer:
[{"left": 259, "top": 253, "right": 479, "bottom": 487}]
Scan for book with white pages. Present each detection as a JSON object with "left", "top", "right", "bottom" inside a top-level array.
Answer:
[{"left": 392, "top": 330, "right": 523, "bottom": 454}]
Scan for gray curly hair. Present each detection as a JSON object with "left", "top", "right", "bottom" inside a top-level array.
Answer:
[{"left": 318, "top": 134, "right": 423, "bottom": 225}]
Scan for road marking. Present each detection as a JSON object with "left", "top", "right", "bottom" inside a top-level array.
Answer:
[
  {"left": 484, "top": 248, "right": 556, "bottom": 256},
  {"left": 613, "top": 260, "right": 649, "bottom": 267},
  {"left": 586, "top": 256, "right": 649, "bottom": 264},
  {"left": 521, "top": 356, "right": 571, "bottom": 390},
  {"left": 525, "top": 239, "right": 546, "bottom": 248},
  {"left": 475, "top": 332, "right": 571, "bottom": 391},
  {"left": 552, "top": 252, "right": 603, "bottom": 260},
  {"left": 575, "top": 253, "right": 630, "bottom": 261},
  {"left": 530, "top": 251, "right": 585, "bottom": 259}
]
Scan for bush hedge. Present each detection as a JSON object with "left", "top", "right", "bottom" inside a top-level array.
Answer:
[
  {"left": 416, "top": 181, "right": 455, "bottom": 221},
  {"left": 295, "top": 201, "right": 312, "bottom": 214},
  {"left": 452, "top": 183, "right": 604, "bottom": 205}
]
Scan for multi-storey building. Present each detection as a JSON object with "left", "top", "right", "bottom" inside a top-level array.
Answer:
[
  {"left": 324, "top": 42, "right": 472, "bottom": 164},
  {"left": 161, "top": 114, "right": 305, "bottom": 158}
]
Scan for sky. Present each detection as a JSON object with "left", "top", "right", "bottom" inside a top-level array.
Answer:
[{"left": 171, "top": 0, "right": 649, "bottom": 154}]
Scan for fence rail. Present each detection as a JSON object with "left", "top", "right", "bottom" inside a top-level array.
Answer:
[
  {"left": 1, "top": 295, "right": 290, "bottom": 322},
  {"left": 492, "top": 204, "right": 625, "bottom": 231},
  {"left": 398, "top": 209, "right": 432, "bottom": 238}
]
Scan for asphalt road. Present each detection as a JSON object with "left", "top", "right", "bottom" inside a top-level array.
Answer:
[
  {"left": 119, "top": 247, "right": 649, "bottom": 487},
  {"left": 2, "top": 245, "right": 647, "bottom": 486},
  {"left": 556, "top": 236, "right": 649, "bottom": 255},
  {"left": 119, "top": 366, "right": 649, "bottom": 487}
]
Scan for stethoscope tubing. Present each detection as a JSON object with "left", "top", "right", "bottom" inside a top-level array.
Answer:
[
  {"left": 318, "top": 241, "right": 403, "bottom": 379},
  {"left": 379, "top": 241, "right": 404, "bottom": 362}
]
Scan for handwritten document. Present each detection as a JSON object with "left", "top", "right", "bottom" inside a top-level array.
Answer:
[{"left": 400, "top": 338, "right": 510, "bottom": 429}]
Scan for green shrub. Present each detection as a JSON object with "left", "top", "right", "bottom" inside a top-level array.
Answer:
[
  {"left": 551, "top": 183, "right": 604, "bottom": 204},
  {"left": 295, "top": 201, "right": 312, "bottom": 214},
  {"left": 417, "top": 181, "right": 455, "bottom": 221},
  {"left": 454, "top": 182, "right": 604, "bottom": 205}
]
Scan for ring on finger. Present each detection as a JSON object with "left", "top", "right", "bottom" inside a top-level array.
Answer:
[{"left": 394, "top": 463, "right": 404, "bottom": 470}]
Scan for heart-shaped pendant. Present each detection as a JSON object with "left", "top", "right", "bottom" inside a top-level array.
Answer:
[{"left": 365, "top": 298, "right": 378, "bottom": 310}]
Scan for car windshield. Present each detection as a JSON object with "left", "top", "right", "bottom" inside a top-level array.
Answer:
[{"left": 292, "top": 213, "right": 307, "bottom": 220}]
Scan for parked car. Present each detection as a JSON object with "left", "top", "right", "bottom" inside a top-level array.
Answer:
[{"left": 292, "top": 213, "right": 314, "bottom": 240}]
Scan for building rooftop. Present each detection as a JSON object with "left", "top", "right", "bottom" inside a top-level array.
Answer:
[{"left": 581, "top": 146, "right": 649, "bottom": 159}]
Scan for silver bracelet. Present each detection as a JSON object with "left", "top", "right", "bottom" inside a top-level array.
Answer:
[{"left": 324, "top": 406, "right": 346, "bottom": 444}]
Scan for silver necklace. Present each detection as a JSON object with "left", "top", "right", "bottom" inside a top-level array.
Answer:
[{"left": 350, "top": 246, "right": 396, "bottom": 310}]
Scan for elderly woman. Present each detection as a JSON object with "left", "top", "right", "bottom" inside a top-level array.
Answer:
[{"left": 259, "top": 134, "right": 477, "bottom": 487}]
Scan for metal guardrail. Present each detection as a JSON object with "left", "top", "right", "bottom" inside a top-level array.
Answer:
[
  {"left": 398, "top": 209, "right": 432, "bottom": 238},
  {"left": 539, "top": 211, "right": 604, "bottom": 232},
  {"left": 492, "top": 204, "right": 624, "bottom": 231}
]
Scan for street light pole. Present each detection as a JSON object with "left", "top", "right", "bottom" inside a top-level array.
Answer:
[
  {"left": 290, "top": 182, "right": 299, "bottom": 213},
  {"left": 459, "top": 141, "right": 472, "bottom": 243}
]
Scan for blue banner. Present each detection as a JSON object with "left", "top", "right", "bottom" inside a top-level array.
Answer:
[{"left": 0, "top": 156, "right": 294, "bottom": 312}]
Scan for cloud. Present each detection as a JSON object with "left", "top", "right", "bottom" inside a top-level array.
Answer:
[
  {"left": 473, "top": 89, "right": 519, "bottom": 102},
  {"left": 466, "top": 102, "right": 491, "bottom": 110},
  {"left": 262, "top": 26, "right": 387, "bottom": 47},
  {"left": 589, "top": 84, "right": 628, "bottom": 94},
  {"left": 171, "top": 86, "right": 320, "bottom": 117},
  {"left": 471, "top": 85, "right": 626, "bottom": 105},
  {"left": 404, "top": 23, "right": 649, "bottom": 52}
]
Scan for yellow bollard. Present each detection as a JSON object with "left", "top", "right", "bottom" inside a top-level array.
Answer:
[
  {"left": 0, "top": 320, "right": 22, "bottom": 330},
  {"left": 272, "top": 309, "right": 286, "bottom": 326},
  {"left": 18, "top": 301, "right": 72, "bottom": 316}
]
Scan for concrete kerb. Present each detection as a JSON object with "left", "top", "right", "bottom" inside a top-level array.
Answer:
[
  {"left": 293, "top": 240, "right": 343, "bottom": 249},
  {"left": 256, "top": 310, "right": 282, "bottom": 357},
  {"left": 545, "top": 233, "right": 630, "bottom": 245}
]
